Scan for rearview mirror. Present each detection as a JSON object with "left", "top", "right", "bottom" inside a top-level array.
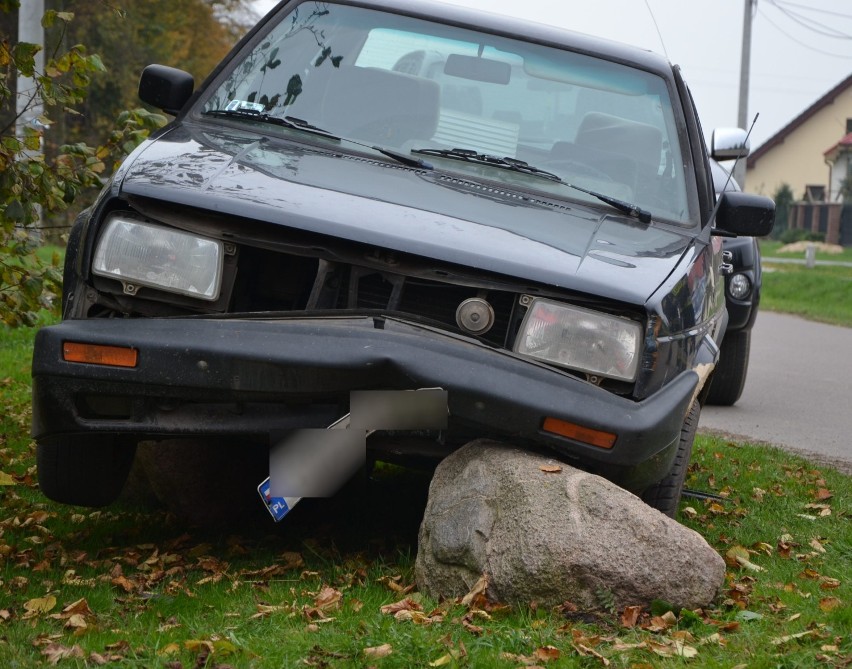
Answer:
[
  {"left": 444, "top": 54, "right": 511, "bottom": 84},
  {"left": 139, "top": 64, "right": 194, "bottom": 115},
  {"left": 715, "top": 191, "right": 775, "bottom": 237},
  {"left": 711, "top": 128, "right": 750, "bottom": 161}
]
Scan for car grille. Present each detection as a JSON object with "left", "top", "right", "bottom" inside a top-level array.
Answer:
[{"left": 338, "top": 269, "right": 517, "bottom": 347}]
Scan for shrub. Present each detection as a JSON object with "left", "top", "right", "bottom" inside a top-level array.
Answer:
[{"left": 779, "top": 228, "right": 825, "bottom": 244}]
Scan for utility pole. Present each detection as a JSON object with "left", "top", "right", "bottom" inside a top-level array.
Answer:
[
  {"left": 15, "top": 0, "right": 45, "bottom": 137},
  {"left": 735, "top": 0, "right": 756, "bottom": 188},
  {"left": 15, "top": 0, "right": 45, "bottom": 238}
]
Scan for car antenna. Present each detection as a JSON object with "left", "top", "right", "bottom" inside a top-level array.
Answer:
[
  {"left": 643, "top": 0, "right": 669, "bottom": 60},
  {"left": 710, "top": 113, "right": 759, "bottom": 231}
]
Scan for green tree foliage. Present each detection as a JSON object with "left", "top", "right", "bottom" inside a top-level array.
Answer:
[
  {"left": 1, "top": 0, "right": 255, "bottom": 326},
  {"left": 0, "top": 4, "right": 167, "bottom": 326},
  {"left": 771, "top": 183, "right": 794, "bottom": 240},
  {"left": 60, "top": 0, "right": 255, "bottom": 148}
]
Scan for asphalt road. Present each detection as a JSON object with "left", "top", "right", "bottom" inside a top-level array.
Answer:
[{"left": 699, "top": 311, "right": 852, "bottom": 473}]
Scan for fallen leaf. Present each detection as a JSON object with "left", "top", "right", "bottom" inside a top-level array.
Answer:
[
  {"left": 64, "top": 614, "right": 87, "bottom": 631},
  {"left": 771, "top": 630, "right": 818, "bottom": 645},
  {"left": 250, "top": 603, "right": 290, "bottom": 620},
  {"left": 313, "top": 586, "right": 343, "bottom": 612},
  {"left": 111, "top": 575, "right": 137, "bottom": 593},
  {"left": 380, "top": 597, "right": 422, "bottom": 615},
  {"left": 621, "top": 605, "right": 642, "bottom": 628},
  {"left": 819, "top": 597, "right": 841, "bottom": 612},
  {"left": 460, "top": 574, "right": 488, "bottom": 607},
  {"left": 377, "top": 575, "right": 415, "bottom": 594},
  {"left": 157, "top": 643, "right": 181, "bottom": 656},
  {"left": 41, "top": 643, "right": 84, "bottom": 665},
  {"left": 23, "top": 595, "right": 57, "bottom": 618},
  {"left": 364, "top": 643, "right": 393, "bottom": 658},
  {"left": 809, "top": 538, "right": 826, "bottom": 554},
  {"left": 428, "top": 649, "right": 471, "bottom": 667},
  {"left": 535, "top": 645, "right": 561, "bottom": 661},
  {"left": 184, "top": 639, "right": 214, "bottom": 654},
  {"left": 0, "top": 471, "right": 16, "bottom": 485},
  {"left": 725, "top": 546, "right": 765, "bottom": 572},
  {"left": 461, "top": 618, "right": 483, "bottom": 635},
  {"left": 539, "top": 464, "right": 562, "bottom": 473},
  {"left": 429, "top": 653, "right": 454, "bottom": 667},
  {"left": 674, "top": 640, "right": 699, "bottom": 658},
  {"left": 645, "top": 611, "right": 677, "bottom": 632},
  {"left": 814, "top": 488, "right": 832, "bottom": 500},
  {"left": 499, "top": 651, "right": 541, "bottom": 666}
]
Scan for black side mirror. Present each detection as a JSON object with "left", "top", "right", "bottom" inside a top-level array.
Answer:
[
  {"left": 714, "top": 191, "right": 775, "bottom": 237},
  {"left": 139, "top": 64, "right": 195, "bottom": 115}
]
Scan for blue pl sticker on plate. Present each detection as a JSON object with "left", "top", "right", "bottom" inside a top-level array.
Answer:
[{"left": 257, "top": 478, "right": 294, "bottom": 522}]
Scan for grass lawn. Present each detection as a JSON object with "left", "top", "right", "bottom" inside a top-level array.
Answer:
[
  {"left": 1, "top": 322, "right": 850, "bottom": 668},
  {"left": 760, "top": 240, "right": 852, "bottom": 264},
  {"left": 757, "top": 239, "right": 852, "bottom": 328}
]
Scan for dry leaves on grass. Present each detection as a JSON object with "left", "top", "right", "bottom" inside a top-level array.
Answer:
[
  {"left": 376, "top": 574, "right": 415, "bottom": 594},
  {"left": 303, "top": 585, "right": 343, "bottom": 620},
  {"left": 363, "top": 642, "right": 393, "bottom": 658}
]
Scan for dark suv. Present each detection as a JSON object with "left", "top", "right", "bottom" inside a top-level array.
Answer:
[
  {"left": 31, "top": 0, "right": 774, "bottom": 518},
  {"left": 706, "top": 157, "right": 763, "bottom": 406}
]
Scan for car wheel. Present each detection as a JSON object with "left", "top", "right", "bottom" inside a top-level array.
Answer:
[
  {"left": 37, "top": 437, "right": 137, "bottom": 507},
  {"left": 706, "top": 329, "right": 751, "bottom": 406},
  {"left": 641, "top": 400, "right": 699, "bottom": 518}
]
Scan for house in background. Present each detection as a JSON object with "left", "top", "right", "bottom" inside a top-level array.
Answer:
[
  {"left": 745, "top": 74, "right": 852, "bottom": 200},
  {"left": 825, "top": 132, "right": 852, "bottom": 202},
  {"left": 745, "top": 74, "right": 852, "bottom": 246}
]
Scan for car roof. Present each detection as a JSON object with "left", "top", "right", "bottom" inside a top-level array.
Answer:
[{"left": 333, "top": 0, "right": 677, "bottom": 78}]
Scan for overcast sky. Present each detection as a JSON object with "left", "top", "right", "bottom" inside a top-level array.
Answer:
[{"left": 249, "top": 0, "right": 852, "bottom": 150}]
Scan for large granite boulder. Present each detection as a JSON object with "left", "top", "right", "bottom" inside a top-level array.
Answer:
[{"left": 416, "top": 440, "right": 725, "bottom": 610}]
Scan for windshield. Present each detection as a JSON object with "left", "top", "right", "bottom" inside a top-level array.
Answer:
[{"left": 199, "top": 2, "right": 694, "bottom": 224}]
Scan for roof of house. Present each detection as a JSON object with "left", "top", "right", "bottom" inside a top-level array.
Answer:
[
  {"left": 824, "top": 131, "right": 852, "bottom": 163},
  {"left": 746, "top": 73, "right": 852, "bottom": 169}
]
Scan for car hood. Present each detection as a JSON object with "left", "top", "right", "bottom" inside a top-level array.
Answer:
[{"left": 118, "top": 123, "right": 695, "bottom": 306}]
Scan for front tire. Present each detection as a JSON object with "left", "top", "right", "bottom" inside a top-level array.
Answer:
[
  {"left": 706, "top": 329, "right": 751, "bottom": 406},
  {"left": 37, "top": 437, "right": 136, "bottom": 507},
  {"left": 641, "top": 400, "right": 699, "bottom": 518}
]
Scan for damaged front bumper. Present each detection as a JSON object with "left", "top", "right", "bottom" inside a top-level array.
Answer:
[{"left": 31, "top": 315, "right": 697, "bottom": 491}]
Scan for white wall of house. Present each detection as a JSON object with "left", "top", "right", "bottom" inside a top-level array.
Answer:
[
  {"left": 745, "top": 85, "right": 852, "bottom": 200},
  {"left": 828, "top": 152, "right": 850, "bottom": 202}
]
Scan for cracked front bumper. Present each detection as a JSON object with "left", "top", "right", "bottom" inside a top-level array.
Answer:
[{"left": 32, "top": 315, "right": 697, "bottom": 490}]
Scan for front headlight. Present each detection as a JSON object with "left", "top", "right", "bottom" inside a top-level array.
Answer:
[
  {"left": 514, "top": 298, "right": 642, "bottom": 382},
  {"left": 92, "top": 214, "right": 223, "bottom": 301}
]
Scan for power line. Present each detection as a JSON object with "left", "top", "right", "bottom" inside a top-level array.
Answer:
[
  {"left": 758, "top": 7, "right": 852, "bottom": 58},
  {"left": 767, "top": 0, "right": 852, "bottom": 39},
  {"left": 771, "top": 0, "right": 852, "bottom": 20}
]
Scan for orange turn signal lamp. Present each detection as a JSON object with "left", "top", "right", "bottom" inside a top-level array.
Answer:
[
  {"left": 542, "top": 417, "right": 616, "bottom": 449},
  {"left": 63, "top": 341, "right": 138, "bottom": 368}
]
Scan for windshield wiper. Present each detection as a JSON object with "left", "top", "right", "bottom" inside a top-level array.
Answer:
[
  {"left": 564, "top": 182, "right": 652, "bottom": 224},
  {"left": 412, "top": 147, "right": 561, "bottom": 181},
  {"left": 204, "top": 109, "right": 340, "bottom": 140},
  {"left": 204, "top": 109, "right": 433, "bottom": 170},
  {"left": 412, "top": 146, "right": 652, "bottom": 223}
]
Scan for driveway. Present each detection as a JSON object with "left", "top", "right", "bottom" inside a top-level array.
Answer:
[{"left": 699, "top": 311, "right": 852, "bottom": 473}]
